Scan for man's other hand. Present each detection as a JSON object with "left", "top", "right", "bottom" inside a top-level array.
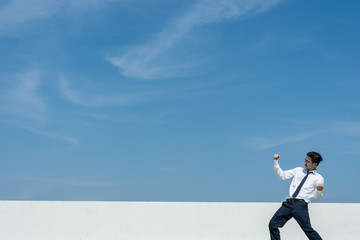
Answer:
[
  {"left": 317, "top": 184, "right": 324, "bottom": 191},
  {"left": 273, "top": 154, "right": 280, "bottom": 160}
]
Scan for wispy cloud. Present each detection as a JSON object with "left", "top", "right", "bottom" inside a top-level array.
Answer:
[
  {"left": 332, "top": 121, "right": 360, "bottom": 135},
  {"left": 59, "top": 77, "right": 159, "bottom": 107},
  {"left": 24, "top": 126, "right": 79, "bottom": 145},
  {"left": 0, "top": 71, "right": 78, "bottom": 145},
  {"left": 0, "top": 0, "right": 118, "bottom": 35},
  {"left": 0, "top": 0, "right": 62, "bottom": 34},
  {"left": 59, "top": 76, "right": 224, "bottom": 107},
  {"left": 0, "top": 71, "right": 46, "bottom": 122},
  {"left": 80, "top": 111, "right": 172, "bottom": 124},
  {"left": 246, "top": 132, "right": 322, "bottom": 150},
  {"left": 107, "top": 0, "right": 283, "bottom": 80},
  {"left": 244, "top": 120, "right": 360, "bottom": 151}
]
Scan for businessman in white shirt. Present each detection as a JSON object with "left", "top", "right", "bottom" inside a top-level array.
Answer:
[{"left": 269, "top": 152, "right": 324, "bottom": 240}]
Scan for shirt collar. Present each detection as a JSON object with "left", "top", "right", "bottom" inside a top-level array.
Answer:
[{"left": 304, "top": 168, "right": 317, "bottom": 174}]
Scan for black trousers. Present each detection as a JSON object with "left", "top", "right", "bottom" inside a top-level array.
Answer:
[{"left": 269, "top": 200, "right": 322, "bottom": 240}]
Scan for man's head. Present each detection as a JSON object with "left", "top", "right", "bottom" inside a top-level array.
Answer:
[{"left": 305, "top": 151, "right": 323, "bottom": 171}]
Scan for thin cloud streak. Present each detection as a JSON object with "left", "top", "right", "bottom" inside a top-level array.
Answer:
[
  {"left": 246, "top": 132, "right": 321, "bottom": 150},
  {"left": 59, "top": 76, "right": 223, "bottom": 108},
  {"left": 59, "top": 77, "right": 159, "bottom": 107},
  {"left": 0, "top": 0, "right": 60, "bottom": 34},
  {"left": 0, "top": 0, "right": 119, "bottom": 35},
  {"left": 333, "top": 122, "right": 360, "bottom": 135},
  {"left": 1, "top": 71, "right": 46, "bottom": 122},
  {"left": 80, "top": 112, "right": 168, "bottom": 124},
  {"left": 0, "top": 118, "right": 79, "bottom": 146},
  {"left": 0, "top": 71, "right": 78, "bottom": 145},
  {"left": 245, "top": 120, "right": 360, "bottom": 151},
  {"left": 107, "top": 0, "right": 283, "bottom": 80},
  {"left": 25, "top": 126, "right": 79, "bottom": 145}
]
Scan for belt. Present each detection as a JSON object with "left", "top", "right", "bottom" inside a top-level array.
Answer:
[{"left": 286, "top": 198, "right": 304, "bottom": 203}]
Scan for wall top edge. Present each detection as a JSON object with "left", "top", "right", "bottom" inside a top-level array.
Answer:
[{"left": 0, "top": 200, "right": 359, "bottom": 205}]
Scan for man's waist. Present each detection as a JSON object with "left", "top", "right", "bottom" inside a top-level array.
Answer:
[{"left": 286, "top": 198, "right": 306, "bottom": 203}]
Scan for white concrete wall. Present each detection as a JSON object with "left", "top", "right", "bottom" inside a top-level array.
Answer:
[{"left": 0, "top": 201, "right": 359, "bottom": 240}]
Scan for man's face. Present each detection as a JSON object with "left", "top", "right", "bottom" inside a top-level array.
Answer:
[{"left": 305, "top": 156, "right": 317, "bottom": 171}]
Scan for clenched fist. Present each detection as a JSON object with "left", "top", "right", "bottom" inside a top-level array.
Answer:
[
  {"left": 273, "top": 154, "right": 280, "bottom": 160},
  {"left": 317, "top": 184, "right": 324, "bottom": 191}
]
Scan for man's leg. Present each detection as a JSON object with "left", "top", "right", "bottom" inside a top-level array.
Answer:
[
  {"left": 269, "top": 202, "right": 293, "bottom": 240},
  {"left": 292, "top": 201, "right": 322, "bottom": 240}
]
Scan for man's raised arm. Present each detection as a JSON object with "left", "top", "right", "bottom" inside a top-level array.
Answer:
[{"left": 273, "top": 154, "right": 295, "bottom": 180}]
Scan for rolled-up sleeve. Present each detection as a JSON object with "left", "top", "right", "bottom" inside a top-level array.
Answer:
[{"left": 314, "top": 177, "right": 325, "bottom": 201}]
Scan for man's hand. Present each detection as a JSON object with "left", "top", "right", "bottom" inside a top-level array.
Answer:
[
  {"left": 317, "top": 184, "right": 324, "bottom": 191},
  {"left": 273, "top": 154, "right": 280, "bottom": 160}
]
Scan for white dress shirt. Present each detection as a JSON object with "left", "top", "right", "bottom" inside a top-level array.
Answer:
[{"left": 274, "top": 160, "right": 324, "bottom": 203}]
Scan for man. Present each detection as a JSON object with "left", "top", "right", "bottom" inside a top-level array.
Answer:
[{"left": 269, "top": 152, "right": 324, "bottom": 240}]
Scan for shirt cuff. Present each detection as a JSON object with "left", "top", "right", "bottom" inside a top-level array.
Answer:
[{"left": 315, "top": 190, "right": 323, "bottom": 200}]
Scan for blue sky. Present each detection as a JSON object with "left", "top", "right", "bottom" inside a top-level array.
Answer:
[{"left": 0, "top": 0, "right": 359, "bottom": 203}]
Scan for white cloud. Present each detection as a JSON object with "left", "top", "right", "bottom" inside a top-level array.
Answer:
[
  {"left": 246, "top": 132, "right": 320, "bottom": 150},
  {"left": 1, "top": 71, "right": 46, "bottom": 122},
  {"left": 107, "top": 0, "right": 283, "bottom": 80},
  {"left": 0, "top": 0, "right": 62, "bottom": 34},
  {"left": 0, "top": 0, "right": 119, "bottom": 35},
  {"left": 333, "top": 122, "right": 360, "bottom": 135},
  {"left": 59, "top": 76, "right": 226, "bottom": 108},
  {"left": 59, "top": 77, "right": 158, "bottom": 107},
  {"left": 24, "top": 126, "right": 79, "bottom": 145},
  {"left": 244, "top": 120, "right": 360, "bottom": 151},
  {"left": 80, "top": 112, "right": 165, "bottom": 124},
  {"left": 0, "top": 71, "right": 79, "bottom": 145}
]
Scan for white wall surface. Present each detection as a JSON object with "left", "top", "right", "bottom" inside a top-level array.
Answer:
[{"left": 1, "top": 201, "right": 359, "bottom": 240}]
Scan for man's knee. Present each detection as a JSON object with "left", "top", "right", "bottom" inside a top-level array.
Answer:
[{"left": 268, "top": 218, "right": 277, "bottom": 230}]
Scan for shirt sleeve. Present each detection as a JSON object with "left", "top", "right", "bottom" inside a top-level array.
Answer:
[
  {"left": 314, "top": 176, "right": 325, "bottom": 201},
  {"left": 273, "top": 160, "right": 296, "bottom": 180}
]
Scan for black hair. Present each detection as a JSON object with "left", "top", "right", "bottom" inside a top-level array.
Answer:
[{"left": 307, "top": 151, "right": 323, "bottom": 166}]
